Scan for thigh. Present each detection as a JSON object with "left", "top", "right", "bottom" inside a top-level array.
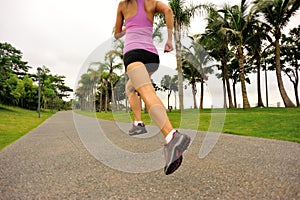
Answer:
[{"left": 126, "top": 62, "right": 152, "bottom": 90}]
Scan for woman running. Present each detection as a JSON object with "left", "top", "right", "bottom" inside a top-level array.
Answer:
[{"left": 114, "top": 0, "right": 190, "bottom": 175}]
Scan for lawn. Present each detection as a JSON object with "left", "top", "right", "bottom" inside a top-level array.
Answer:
[
  {"left": 1, "top": 106, "right": 298, "bottom": 151},
  {"left": 0, "top": 104, "right": 56, "bottom": 150},
  {"left": 77, "top": 107, "right": 300, "bottom": 143}
]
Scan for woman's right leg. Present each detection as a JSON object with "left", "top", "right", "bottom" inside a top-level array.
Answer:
[{"left": 126, "top": 61, "right": 191, "bottom": 175}]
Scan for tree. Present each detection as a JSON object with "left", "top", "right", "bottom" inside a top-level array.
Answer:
[
  {"left": 254, "top": 0, "right": 299, "bottom": 107},
  {"left": 246, "top": 21, "right": 272, "bottom": 107},
  {"left": 218, "top": 0, "right": 257, "bottom": 109},
  {"left": 170, "top": 75, "right": 178, "bottom": 109},
  {"left": 227, "top": 58, "right": 240, "bottom": 107},
  {"left": 114, "top": 74, "right": 127, "bottom": 110},
  {"left": 33, "top": 66, "right": 73, "bottom": 110},
  {"left": 182, "top": 35, "right": 213, "bottom": 109},
  {"left": 0, "top": 42, "right": 30, "bottom": 77},
  {"left": 161, "top": 75, "right": 173, "bottom": 109},
  {"left": 102, "top": 71, "right": 110, "bottom": 112},
  {"left": 168, "top": 0, "right": 212, "bottom": 112},
  {"left": 98, "top": 51, "right": 123, "bottom": 110},
  {"left": 87, "top": 63, "right": 107, "bottom": 112},
  {"left": 87, "top": 67, "right": 101, "bottom": 111},
  {"left": 281, "top": 25, "right": 300, "bottom": 106},
  {"left": 22, "top": 75, "right": 38, "bottom": 109},
  {"left": 0, "top": 42, "right": 31, "bottom": 104},
  {"left": 76, "top": 72, "right": 94, "bottom": 111},
  {"left": 5, "top": 74, "right": 23, "bottom": 105},
  {"left": 0, "top": 42, "right": 72, "bottom": 110},
  {"left": 201, "top": 7, "right": 235, "bottom": 108}
]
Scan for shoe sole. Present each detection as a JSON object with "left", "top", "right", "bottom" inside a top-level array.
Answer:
[
  {"left": 129, "top": 130, "right": 147, "bottom": 136},
  {"left": 164, "top": 135, "right": 191, "bottom": 175},
  {"left": 165, "top": 155, "right": 183, "bottom": 175}
]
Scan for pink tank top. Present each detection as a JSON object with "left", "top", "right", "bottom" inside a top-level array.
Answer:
[{"left": 123, "top": 0, "right": 158, "bottom": 55}]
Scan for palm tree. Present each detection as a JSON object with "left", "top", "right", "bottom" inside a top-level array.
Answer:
[
  {"left": 182, "top": 60, "right": 198, "bottom": 109},
  {"left": 87, "top": 68, "right": 101, "bottom": 111},
  {"left": 281, "top": 26, "right": 300, "bottom": 106},
  {"left": 200, "top": 7, "right": 235, "bottom": 108},
  {"left": 170, "top": 75, "right": 178, "bottom": 109},
  {"left": 227, "top": 58, "right": 240, "bottom": 108},
  {"left": 106, "top": 52, "right": 123, "bottom": 110},
  {"left": 182, "top": 35, "right": 213, "bottom": 109},
  {"left": 95, "top": 51, "right": 123, "bottom": 111},
  {"left": 77, "top": 73, "right": 93, "bottom": 111},
  {"left": 254, "top": 0, "right": 299, "bottom": 107},
  {"left": 262, "top": 45, "right": 277, "bottom": 107},
  {"left": 101, "top": 71, "right": 110, "bottom": 112},
  {"left": 111, "top": 39, "right": 124, "bottom": 61},
  {"left": 161, "top": 75, "right": 173, "bottom": 109},
  {"left": 168, "top": 0, "right": 213, "bottom": 112},
  {"left": 114, "top": 74, "right": 127, "bottom": 110},
  {"left": 246, "top": 21, "right": 272, "bottom": 107},
  {"left": 219, "top": 0, "right": 256, "bottom": 109}
]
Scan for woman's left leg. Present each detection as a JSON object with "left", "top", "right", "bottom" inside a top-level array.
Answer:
[{"left": 126, "top": 62, "right": 173, "bottom": 137}]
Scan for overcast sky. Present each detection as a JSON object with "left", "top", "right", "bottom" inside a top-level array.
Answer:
[{"left": 1, "top": 0, "right": 299, "bottom": 108}]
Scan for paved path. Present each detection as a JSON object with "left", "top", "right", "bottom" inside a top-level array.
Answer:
[{"left": 0, "top": 111, "right": 299, "bottom": 199}]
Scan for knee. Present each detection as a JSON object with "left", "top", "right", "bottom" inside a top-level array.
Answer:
[{"left": 125, "top": 81, "right": 135, "bottom": 97}]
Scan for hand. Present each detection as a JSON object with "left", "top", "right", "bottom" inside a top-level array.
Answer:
[{"left": 164, "top": 40, "right": 173, "bottom": 53}]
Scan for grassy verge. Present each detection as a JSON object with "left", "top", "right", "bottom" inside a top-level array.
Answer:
[
  {"left": 0, "top": 104, "right": 56, "bottom": 150},
  {"left": 76, "top": 107, "right": 300, "bottom": 143},
  {"left": 221, "top": 107, "right": 299, "bottom": 142}
]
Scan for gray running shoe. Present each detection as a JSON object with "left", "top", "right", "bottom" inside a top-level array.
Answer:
[
  {"left": 129, "top": 123, "right": 147, "bottom": 136},
  {"left": 164, "top": 131, "right": 190, "bottom": 175}
]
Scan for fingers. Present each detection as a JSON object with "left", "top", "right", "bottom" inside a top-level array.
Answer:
[{"left": 164, "top": 43, "right": 173, "bottom": 53}]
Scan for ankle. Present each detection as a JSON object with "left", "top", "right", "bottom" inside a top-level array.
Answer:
[
  {"left": 134, "top": 121, "right": 143, "bottom": 126},
  {"left": 165, "top": 129, "right": 176, "bottom": 144}
]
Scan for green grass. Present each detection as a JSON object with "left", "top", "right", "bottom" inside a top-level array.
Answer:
[
  {"left": 77, "top": 107, "right": 300, "bottom": 143},
  {"left": 0, "top": 104, "right": 56, "bottom": 150},
  {"left": 221, "top": 107, "right": 300, "bottom": 142},
  {"left": 2, "top": 106, "right": 297, "bottom": 151}
]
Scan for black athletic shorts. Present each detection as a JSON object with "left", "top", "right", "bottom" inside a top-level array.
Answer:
[{"left": 123, "top": 49, "right": 160, "bottom": 73}]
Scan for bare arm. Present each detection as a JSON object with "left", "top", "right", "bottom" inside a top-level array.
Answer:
[
  {"left": 114, "top": 2, "right": 126, "bottom": 39},
  {"left": 155, "top": 0, "right": 174, "bottom": 52}
]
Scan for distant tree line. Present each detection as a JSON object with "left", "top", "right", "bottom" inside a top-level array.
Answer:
[{"left": 0, "top": 42, "right": 73, "bottom": 110}]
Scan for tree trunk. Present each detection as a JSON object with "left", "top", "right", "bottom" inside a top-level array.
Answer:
[
  {"left": 110, "top": 71, "right": 116, "bottom": 111},
  {"left": 192, "top": 82, "right": 197, "bottom": 109},
  {"left": 295, "top": 62, "right": 299, "bottom": 107},
  {"left": 167, "top": 91, "right": 171, "bottom": 110},
  {"left": 294, "top": 83, "right": 299, "bottom": 107},
  {"left": 199, "top": 82, "right": 204, "bottom": 109},
  {"left": 221, "top": 58, "right": 234, "bottom": 108},
  {"left": 274, "top": 36, "right": 295, "bottom": 107},
  {"left": 256, "top": 53, "right": 264, "bottom": 107},
  {"left": 174, "top": 20, "right": 184, "bottom": 112},
  {"left": 264, "top": 61, "right": 269, "bottom": 107},
  {"left": 237, "top": 45, "right": 250, "bottom": 109},
  {"left": 232, "top": 81, "right": 237, "bottom": 108},
  {"left": 174, "top": 91, "right": 177, "bottom": 110},
  {"left": 105, "top": 81, "right": 108, "bottom": 112},
  {"left": 222, "top": 74, "right": 227, "bottom": 109},
  {"left": 99, "top": 81, "right": 103, "bottom": 112}
]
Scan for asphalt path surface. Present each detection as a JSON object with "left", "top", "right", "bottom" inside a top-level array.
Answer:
[{"left": 0, "top": 111, "right": 299, "bottom": 199}]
